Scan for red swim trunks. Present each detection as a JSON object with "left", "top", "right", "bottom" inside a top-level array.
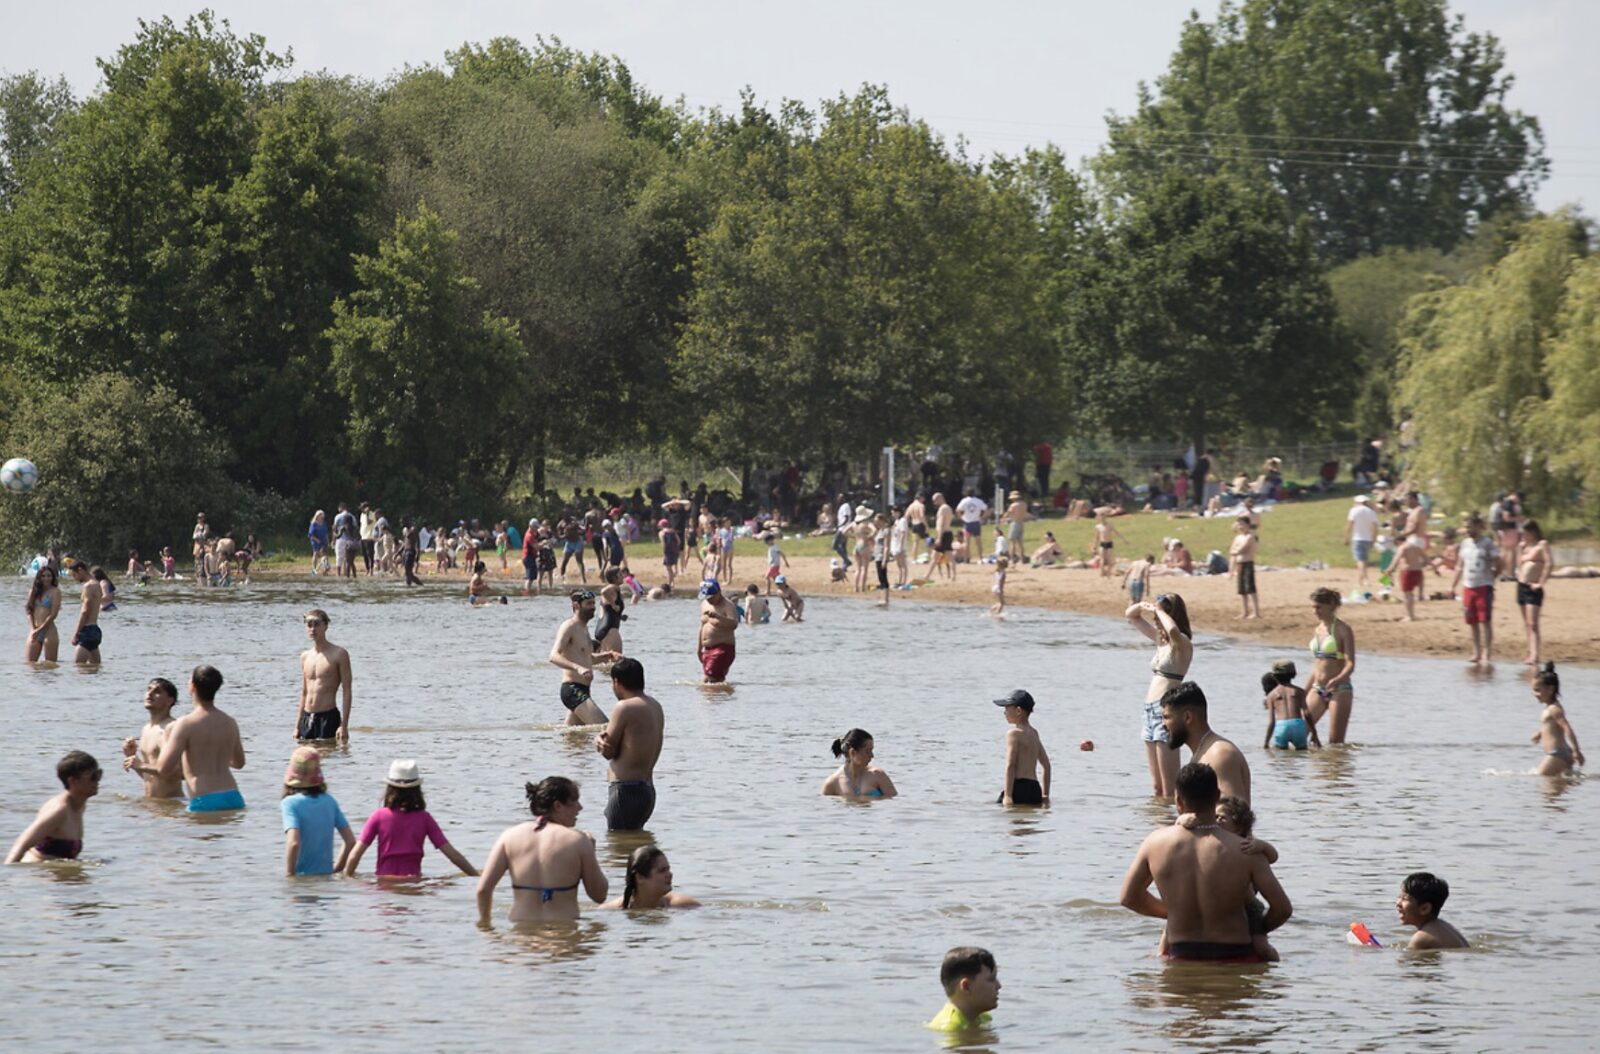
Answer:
[
  {"left": 1400, "top": 569, "right": 1424, "bottom": 594},
  {"left": 1462, "top": 584, "right": 1493, "bottom": 625},
  {"left": 701, "top": 643, "right": 736, "bottom": 681},
  {"left": 766, "top": 564, "right": 781, "bottom": 580}
]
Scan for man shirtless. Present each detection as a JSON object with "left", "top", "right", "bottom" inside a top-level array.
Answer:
[
  {"left": 157, "top": 665, "right": 247, "bottom": 812},
  {"left": 297, "top": 609, "right": 352, "bottom": 743},
  {"left": 595, "top": 658, "right": 664, "bottom": 830},
  {"left": 697, "top": 579, "right": 739, "bottom": 684},
  {"left": 923, "top": 494, "right": 957, "bottom": 582},
  {"left": 1120, "top": 762, "right": 1291, "bottom": 962},
  {"left": 1162, "top": 682, "right": 1251, "bottom": 803},
  {"left": 1001, "top": 492, "right": 1031, "bottom": 561},
  {"left": 550, "top": 590, "right": 615, "bottom": 725},
  {"left": 66, "top": 560, "right": 103, "bottom": 666},
  {"left": 905, "top": 493, "right": 929, "bottom": 563},
  {"left": 121, "top": 677, "right": 184, "bottom": 798}
]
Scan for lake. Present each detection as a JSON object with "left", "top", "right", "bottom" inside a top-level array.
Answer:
[{"left": 1, "top": 577, "right": 1594, "bottom": 1051}]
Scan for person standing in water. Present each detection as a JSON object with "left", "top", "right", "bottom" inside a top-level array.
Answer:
[
  {"left": 549, "top": 591, "right": 614, "bottom": 726},
  {"left": 343, "top": 760, "right": 478, "bottom": 878},
  {"left": 995, "top": 690, "right": 1050, "bottom": 806},
  {"left": 820, "top": 728, "right": 897, "bottom": 798},
  {"left": 595, "top": 659, "right": 663, "bottom": 831},
  {"left": 1261, "top": 662, "right": 1319, "bottom": 751},
  {"left": 696, "top": 579, "right": 739, "bottom": 684},
  {"left": 1126, "top": 594, "right": 1193, "bottom": 798},
  {"left": 297, "top": 609, "right": 352, "bottom": 743},
  {"left": 475, "top": 776, "right": 608, "bottom": 925},
  {"left": 122, "top": 677, "right": 185, "bottom": 798},
  {"left": 158, "top": 665, "right": 247, "bottom": 812},
  {"left": 66, "top": 560, "right": 103, "bottom": 665},
  {"left": 1529, "top": 663, "right": 1584, "bottom": 775},
  {"left": 604, "top": 846, "right": 700, "bottom": 909},
  {"left": 1162, "top": 681, "right": 1251, "bottom": 804},
  {"left": 5, "top": 751, "right": 100, "bottom": 863},
  {"left": 1304, "top": 587, "right": 1356, "bottom": 744},
  {"left": 24, "top": 566, "right": 61, "bottom": 663}
]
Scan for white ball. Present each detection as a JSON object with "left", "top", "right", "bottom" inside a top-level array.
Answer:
[{"left": 1, "top": 457, "right": 39, "bottom": 493}]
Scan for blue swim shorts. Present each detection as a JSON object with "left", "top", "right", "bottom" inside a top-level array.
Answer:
[
  {"left": 1271, "top": 718, "right": 1309, "bottom": 749},
  {"left": 1351, "top": 539, "right": 1373, "bottom": 564},
  {"left": 187, "top": 789, "right": 246, "bottom": 813},
  {"left": 1129, "top": 578, "right": 1146, "bottom": 604}
]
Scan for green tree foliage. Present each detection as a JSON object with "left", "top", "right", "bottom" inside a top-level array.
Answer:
[
  {"left": 1100, "top": 0, "right": 1546, "bottom": 261},
  {"left": 1393, "top": 215, "right": 1590, "bottom": 509},
  {"left": 327, "top": 205, "right": 522, "bottom": 512},
  {"left": 1533, "top": 256, "right": 1600, "bottom": 515},
  {"left": 0, "top": 373, "right": 229, "bottom": 558},
  {"left": 1063, "top": 171, "right": 1349, "bottom": 453},
  {"left": 0, "top": 71, "right": 74, "bottom": 207}
]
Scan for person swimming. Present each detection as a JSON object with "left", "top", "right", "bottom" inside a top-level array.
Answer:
[
  {"left": 820, "top": 729, "right": 897, "bottom": 798},
  {"left": 603, "top": 846, "right": 701, "bottom": 910}
]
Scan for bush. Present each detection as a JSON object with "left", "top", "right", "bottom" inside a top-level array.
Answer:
[{"left": 0, "top": 373, "right": 229, "bottom": 562}]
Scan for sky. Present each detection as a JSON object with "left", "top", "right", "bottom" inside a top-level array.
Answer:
[{"left": 4, "top": 1, "right": 1596, "bottom": 212}]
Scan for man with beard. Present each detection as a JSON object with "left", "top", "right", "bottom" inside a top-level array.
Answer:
[{"left": 1161, "top": 682, "right": 1250, "bottom": 803}]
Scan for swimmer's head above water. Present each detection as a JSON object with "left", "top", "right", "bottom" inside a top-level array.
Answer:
[
  {"left": 831, "top": 728, "right": 873, "bottom": 763},
  {"left": 524, "top": 775, "right": 580, "bottom": 825}
]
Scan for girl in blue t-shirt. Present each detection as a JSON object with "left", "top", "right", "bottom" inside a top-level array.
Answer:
[{"left": 281, "top": 747, "right": 354, "bottom": 876}]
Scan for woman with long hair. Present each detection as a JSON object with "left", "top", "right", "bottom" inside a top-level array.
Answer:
[
  {"left": 605, "top": 846, "right": 700, "bottom": 910},
  {"left": 25, "top": 566, "right": 61, "bottom": 662},
  {"left": 475, "top": 776, "right": 607, "bottom": 924},
  {"left": 1126, "top": 593, "right": 1193, "bottom": 797},
  {"left": 1305, "top": 587, "right": 1357, "bottom": 744},
  {"left": 820, "top": 729, "right": 897, "bottom": 798},
  {"left": 1530, "top": 664, "right": 1584, "bottom": 775}
]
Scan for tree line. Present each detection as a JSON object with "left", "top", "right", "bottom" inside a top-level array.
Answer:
[{"left": 0, "top": 2, "right": 1574, "bottom": 554}]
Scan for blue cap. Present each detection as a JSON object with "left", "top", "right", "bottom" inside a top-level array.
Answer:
[
  {"left": 774, "top": 575, "right": 787, "bottom": 585},
  {"left": 699, "top": 579, "right": 721, "bottom": 598}
]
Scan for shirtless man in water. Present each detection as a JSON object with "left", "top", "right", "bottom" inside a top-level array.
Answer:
[
  {"left": 595, "top": 658, "right": 664, "bottom": 830},
  {"left": 550, "top": 591, "right": 615, "bottom": 725},
  {"left": 1120, "top": 761, "right": 1291, "bottom": 962},
  {"left": 1162, "top": 682, "right": 1251, "bottom": 804},
  {"left": 121, "top": 677, "right": 184, "bottom": 798},
  {"left": 296, "top": 609, "right": 352, "bottom": 743},
  {"left": 157, "top": 665, "right": 247, "bottom": 812},
  {"left": 66, "top": 560, "right": 103, "bottom": 665},
  {"left": 696, "top": 579, "right": 739, "bottom": 684}
]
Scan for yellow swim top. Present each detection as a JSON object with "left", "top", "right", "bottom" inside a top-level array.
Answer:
[{"left": 926, "top": 1002, "right": 992, "bottom": 1032}]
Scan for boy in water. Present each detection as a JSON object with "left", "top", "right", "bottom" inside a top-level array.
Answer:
[
  {"left": 1261, "top": 661, "right": 1319, "bottom": 750},
  {"left": 996, "top": 689, "right": 1050, "bottom": 806},
  {"left": 743, "top": 584, "right": 770, "bottom": 624},
  {"left": 1396, "top": 872, "right": 1469, "bottom": 949},
  {"left": 775, "top": 575, "right": 805, "bottom": 622},
  {"left": 926, "top": 946, "right": 1000, "bottom": 1032},
  {"left": 1121, "top": 552, "right": 1155, "bottom": 604}
]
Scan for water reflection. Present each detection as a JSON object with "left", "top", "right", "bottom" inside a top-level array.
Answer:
[
  {"left": 1309, "top": 744, "right": 1357, "bottom": 792},
  {"left": 1126, "top": 962, "right": 1282, "bottom": 1047},
  {"left": 489, "top": 918, "right": 609, "bottom": 966}
]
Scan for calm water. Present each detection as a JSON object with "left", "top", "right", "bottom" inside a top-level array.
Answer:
[{"left": 1, "top": 578, "right": 1596, "bottom": 1052}]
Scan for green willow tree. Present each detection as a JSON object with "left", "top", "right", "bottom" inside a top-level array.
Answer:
[
  {"left": 1100, "top": 0, "right": 1546, "bottom": 261},
  {"left": 1532, "top": 254, "right": 1600, "bottom": 519}
]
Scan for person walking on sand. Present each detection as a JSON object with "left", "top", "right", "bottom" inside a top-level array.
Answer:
[
  {"left": 297, "top": 609, "right": 353, "bottom": 743},
  {"left": 1344, "top": 494, "right": 1379, "bottom": 588},
  {"left": 1229, "top": 516, "right": 1260, "bottom": 619},
  {"left": 1095, "top": 510, "right": 1127, "bottom": 580},
  {"left": 157, "top": 665, "right": 247, "bottom": 812},
  {"left": 1001, "top": 491, "right": 1031, "bottom": 562},
  {"left": 1452, "top": 515, "right": 1500, "bottom": 667},
  {"left": 1126, "top": 594, "right": 1192, "bottom": 798},
  {"left": 1516, "top": 519, "right": 1553, "bottom": 666},
  {"left": 1304, "top": 587, "right": 1357, "bottom": 744},
  {"left": 923, "top": 493, "right": 956, "bottom": 582}
]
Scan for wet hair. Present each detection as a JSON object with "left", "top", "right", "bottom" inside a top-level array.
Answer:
[
  {"left": 1174, "top": 761, "right": 1219, "bottom": 810},
  {"left": 622, "top": 845, "right": 668, "bottom": 909},
  {"left": 1521, "top": 518, "right": 1544, "bottom": 541},
  {"left": 1534, "top": 662, "right": 1561, "bottom": 701},
  {"left": 940, "top": 946, "right": 996, "bottom": 994},
  {"left": 525, "top": 776, "right": 578, "bottom": 816},
  {"left": 147, "top": 677, "right": 178, "bottom": 702},
  {"left": 1160, "top": 681, "right": 1207, "bottom": 718},
  {"left": 57, "top": 750, "right": 99, "bottom": 788},
  {"left": 1156, "top": 593, "right": 1193, "bottom": 642},
  {"left": 610, "top": 657, "right": 645, "bottom": 692},
  {"left": 831, "top": 728, "right": 872, "bottom": 758},
  {"left": 90, "top": 565, "right": 110, "bottom": 583},
  {"left": 1403, "top": 872, "right": 1449, "bottom": 918},
  {"left": 1260, "top": 672, "right": 1279, "bottom": 695},
  {"left": 190, "top": 664, "right": 224, "bottom": 702},
  {"left": 1217, "top": 795, "right": 1255, "bottom": 838},
  {"left": 1309, "top": 587, "right": 1342, "bottom": 608},
  {"left": 26, "top": 566, "right": 57, "bottom": 614},
  {"left": 384, "top": 784, "right": 427, "bottom": 812},
  {"left": 305, "top": 608, "right": 330, "bottom": 625}
]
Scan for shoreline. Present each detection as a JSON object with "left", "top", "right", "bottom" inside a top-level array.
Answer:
[{"left": 247, "top": 551, "right": 1599, "bottom": 668}]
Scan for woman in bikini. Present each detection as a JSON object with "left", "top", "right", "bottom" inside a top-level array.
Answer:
[
  {"left": 1530, "top": 664, "right": 1584, "bottom": 776},
  {"left": 24, "top": 566, "right": 61, "bottom": 662},
  {"left": 1304, "top": 587, "right": 1356, "bottom": 744},
  {"left": 603, "top": 846, "right": 701, "bottom": 910},
  {"left": 1126, "top": 593, "right": 1193, "bottom": 797},
  {"left": 1516, "top": 519, "right": 1554, "bottom": 666},
  {"left": 474, "top": 776, "right": 607, "bottom": 924},
  {"left": 820, "top": 728, "right": 897, "bottom": 798},
  {"left": 5, "top": 751, "right": 99, "bottom": 863}
]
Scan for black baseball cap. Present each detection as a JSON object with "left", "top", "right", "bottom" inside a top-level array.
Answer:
[{"left": 993, "top": 689, "right": 1035, "bottom": 712}]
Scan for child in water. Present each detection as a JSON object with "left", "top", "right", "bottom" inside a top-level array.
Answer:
[
  {"left": 343, "top": 760, "right": 478, "bottom": 879},
  {"left": 743, "top": 584, "right": 770, "bottom": 624},
  {"left": 1396, "top": 871, "right": 1469, "bottom": 949},
  {"left": 775, "top": 575, "right": 805, "bottom": 622},
  {"left": 1261, "top": 661, "right": 1319, "bottom": 750},
  {"left": 1165, "top": 795, "right": 1281, "bottom": 962},
  {"left": 1530, "top": 662, "right": 1584, "bottom": 774},
  {"left": 927, "top": 946, "right": 1000, "bottom": 1032},
  {"left": 990, "top": 555, "right": 1008, "bottom": 616},
  {"left": 281, "top": 747, "right": 355, "bottom": 877},
  {"left": 996, "top": 689, "right": 1050, "bottom": 805}
]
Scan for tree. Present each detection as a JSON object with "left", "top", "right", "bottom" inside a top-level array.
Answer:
[
  {"left": 1063, "top": 170, "right": 1349, "bottom": 455},
  {"left": 1533, "top": 254, "right": 1600, "bottom": 519},
  {"left": 1393, "top": 215, "right": 1589, "bottom": 509},
  {"left": 326, "top": 205, "right": 523, "bottom": 512},
  {"left": 0, "top": 373, "right": 229, "bottom": 557},
  {"left": 0, "top": 71, "right": 74, "bottom": 207},
  {"left": 1099, "top": 0, "right": 1546, "bottom": 261}
]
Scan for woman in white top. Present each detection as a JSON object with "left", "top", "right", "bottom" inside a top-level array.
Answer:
[{"left": 1126, "top": 593, "right": 1193, "bottom": 797}]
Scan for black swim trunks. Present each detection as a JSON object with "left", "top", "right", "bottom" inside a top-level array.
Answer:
[
  {"left": 1516, "top": 581, "right": 1544, "bottom": 608},
  {"left": 1236, "top": 560, "right": 1257, "bottom": 596},
  {"left": 935, "top": 530, "right": 954, "bottom": 553},
  {"left": 605, "top": 780, "right": 657, "bottom": 831},
  {"left": 560, "top": 681, "right": 593, "bottom": 712},
  {"left": 997, "top": 777, "right": 1044, "bottom": 805},
  {"left": 297, "top": 708, "right": 341, "bottom": 741},
  {"left": 911, "top": 522, "right": 928, "bottom": 539},
  {"left": 75, "top": 624, "right": 103, "bottom": 651}
]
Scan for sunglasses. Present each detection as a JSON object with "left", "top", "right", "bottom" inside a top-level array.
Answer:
[{"left": 304, "top": 619, "right": 326, "bottom": 627}]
